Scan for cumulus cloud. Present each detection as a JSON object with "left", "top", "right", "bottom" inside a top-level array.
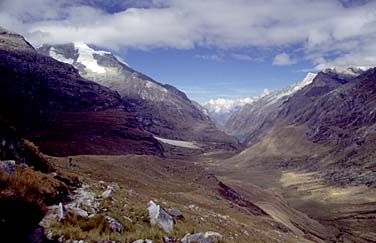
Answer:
[
  {"left": 1, "top": 0, "right": 376, "bottom": 68},
  {"left": 272, "top": 53, "right": 297, "bottom": 66}
]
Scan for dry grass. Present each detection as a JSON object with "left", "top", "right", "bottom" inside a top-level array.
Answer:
[
  {"left": 44, "top": 155, "right": 309, "bottom": 243},
  {"left": 0, "top": 166, "right": 69, "bottom": 241}
]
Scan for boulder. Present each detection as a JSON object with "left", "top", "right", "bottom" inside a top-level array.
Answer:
[
  {"left": 166, "top": 208, "right": 184, "bottom": 220},
  {"left": 69, "top": 207, "right": 88, "bottom": 218},
  {"left": 147, "top": 200, "right": 174, "bottom": 233},
  {"left": 105, "top": 216, "right": 123, "bottom": 233},
  {"left": 0, "top": 160, "right": 16, "bottom": 174},
  {"left": 101, "top": 188, "right": 112, "bottom": 199},
  {"left": 181, "top": 232, "right": 223, "bottom": 243}
]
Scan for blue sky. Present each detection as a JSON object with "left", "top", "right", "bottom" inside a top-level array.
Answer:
[
  {"left": 120, "top": 47, "right": 312, "bottom": 102},
  {"left": 1, "top": 0, "right": 375, "bottom": 103}
]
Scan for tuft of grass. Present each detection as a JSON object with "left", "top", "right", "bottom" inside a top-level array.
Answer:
[
  {"left": 21, "top": 139, "right": 53, "bottom": 173},
  {"left": 0, "top": 168, "right": 52, "bottom": 241}
]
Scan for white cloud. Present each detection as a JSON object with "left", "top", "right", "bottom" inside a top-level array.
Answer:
[
  {"left": 204, "top": 97, "right": 255, "bottom": 114},
  {"left": 231, "top": 53, "right": 253, "bottom": 61},
  {"left": 194, "top": 54, "right": 224, "bottom": 62},
  {"left": 204, "top": 88, "right": 270, "bottom": 114},
  {"left": 272, "top": 53, "right": 297, "bottom": 66},
  {"left": 1, "top": 0, "right": 376, "bottom": 68}
]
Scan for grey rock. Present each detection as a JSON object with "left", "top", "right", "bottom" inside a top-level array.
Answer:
[
  {"left": 123, "top": 215, "right": 133, "bottom": 223},
  {"left": 181, "top": 232, "right": 223, "bottom": 243},
  {"left": 109, "top": 182, "right": 120, "bottom": 191},
  {"left": 133, "top": 240, "right": 152, "bottom": 243},
  {"left": 57, "top": 203, "right": 66, "bottom": 221},
  {"left": 127, "top": 189, "right": 137, "bottom": 196},
  {"left": 69, "top": 207, "right": 88, "bottom": 218},
  {"left": 0, "top": 160, "right": 16, "bottom": 174},
  {"left": 147, "top": 200, "right": 174, "bottom": 233},
  {"left": 163, "top": 236, "right": 179, "bottom": 243},
  {"left": 188, "top": 204, "right": 199, "bottom": 211},
  {"left": 105, "top": 216, "right": 123, "bottom": 233},
  {"left": 101, "top": 188, "right": 112, "bottom": 199},
  {"left": 166, "top": 208, "right": 184, "bottom": 220}
]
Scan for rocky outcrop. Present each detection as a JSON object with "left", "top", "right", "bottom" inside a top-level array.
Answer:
[
  {"left": 0, "top": 27, "right": 163, "bottom": 156},
  {"left": 105, "top": 216, "right": 124, "bottom": 233},
  {"left": 147, "top": 200, "right": 174, "bottom": 233},
  {"left": 181, "top": 232, "right": 222, "bottom": 243}
]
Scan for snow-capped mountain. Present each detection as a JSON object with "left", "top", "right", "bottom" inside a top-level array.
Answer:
[
  {"left": 0, "top": 29, "right": 163, "bottom": 156},
  {"left": 225, "top": 72, "right": 317, "bottom": 137},
  {"left": 204, "top": 97, "right": 256, "bottom": 114},
  {"left": 203, "top": 92, "right": 272, "bottom": 128},
  {"left": 38, "top": 43, "right": 240, "bottom": 151},
  {"left": 323, "top": 66, "right": 369, "bottom": 78}
]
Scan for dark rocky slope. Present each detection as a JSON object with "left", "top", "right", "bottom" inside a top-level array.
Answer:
[
  {"left": 0, "top": 28, "right": 162, "bottom": 156},
  {"left": 38, "top": 43, "right": 240, "bottom": 152},
  {"left": 231, "top": 68, "right": 376, "bottom": 186}
]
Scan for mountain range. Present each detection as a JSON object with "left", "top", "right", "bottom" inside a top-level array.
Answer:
[
  {"left": 38, "top": 43, "right": 240, "bottom": 154},
  {"left": 1, "top": 26, "right": 376, "bottom": 242}
]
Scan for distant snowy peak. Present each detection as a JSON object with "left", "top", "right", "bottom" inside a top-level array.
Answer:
[
  {"left": 204, "top": 97, "right": 255, "bottom": 114},
  {"left": 323, "top": 66, "right": 369, "bottom": 77},
  {"left": 74, "top": 42, "right": 109, "bottom": 73},
  {"left": 47, "top": 42, "right": 129, "bottom": 74},
  {"left": 257, "top": 72, "right": 317, "bottom": 106}
]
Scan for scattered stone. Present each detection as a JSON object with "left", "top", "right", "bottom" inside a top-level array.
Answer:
[
  {"left": 0, "top": 160, "right": 16, "bottom": 174},
  {"left": 127, "top": 189, "right": 137, "bottom": 196},
  {"left": 68, "top": 186, "right": 97, "bottom": 214},
  {"left": 57, "top": 203, "right": 66, "bottom": 221},
  {"left": 163, "top": 236, "right": 179, "bottom": 243},
  {"left": 123, "top": 215, "right": 133, "bottom": 223},
  {"left": 188, "top": 204, "right": 199, "bottom": 211},
  {"left": 69, "top": 207, "right": 88, "bottom": 218},
  {"left": 105, "top": 216, "right": 123, "bottom": 233},
  {"left": 147, "top": 200, "right": 174, "bottom": 233},
  {"left": 166, "top": 208, "right": 184, "bottom": 220},
  {"left": 181, "top": 232, "right": 223, "bottom": 243},
  {"left": 109, "top": 182, "right": 120, "bottom": 191},
  {"left": 101, "top": 187, "right": 112, "bottom": 199},
  {"left": 133, "top": 240, "right": 152, "bottom": 243},
  {"left": 48, "top": 172, "right": 58, "bottom": 177}
]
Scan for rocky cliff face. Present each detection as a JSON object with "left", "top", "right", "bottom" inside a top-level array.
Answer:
[
  {"left": 38, "top": 43, "right": 240, "bottom": 151},
  {"left": 0, "top": 28, "right": 162, "bottom": 156}
]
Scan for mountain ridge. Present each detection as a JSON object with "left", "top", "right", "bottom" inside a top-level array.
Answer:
[
  {"left": 38, "top": 42, "right": 240, "bottom": 153},
  {"left": 0, "top": 28, "right": 163, "bottom": 156}
]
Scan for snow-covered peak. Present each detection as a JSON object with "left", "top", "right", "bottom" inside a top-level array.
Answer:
[
  {"left": 73, "top": 42, "right": 109, "bottom": 74},
  {"left": 264, "top": 72, "right": 317, "bottom": 105},
  {"left": 323, "top": 66, "right": 369, "bottom": 77},
  {"left": 204, "top": 97, "right": 255, "bottom": 114},
  {"left": 49, "top": 47, "right": 74, "bottom": 65},
  {"left": 291, "top": 72, "right": 317, "bottom": 92}
]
